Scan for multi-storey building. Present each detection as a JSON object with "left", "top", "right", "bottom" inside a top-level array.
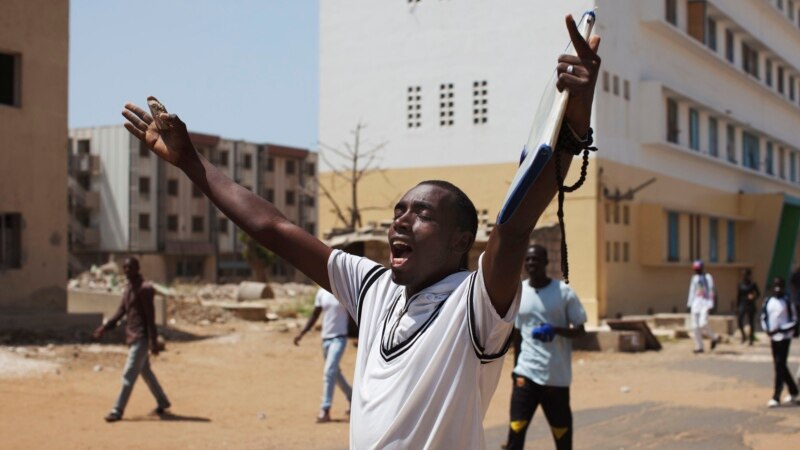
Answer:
[
  {"left": 68, "top": 125, "right": 317, "bottom": 284},
  {"left": 1, "top": 0, "right": 69, "bottom": 311},
  {"left": 318, "top": 0, "right": 800, "bottom": 324}
]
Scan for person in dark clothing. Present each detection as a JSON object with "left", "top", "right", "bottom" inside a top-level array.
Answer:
[
  {"left": 736, "top": 269, "right": 760, "bottom": 345},
  {"left": 761, "top": 277, "right": 799, "bottom": 407},
  {"left": 92, "top": 257, "right": 170, "bottom": 422},
  {"left": 790, "top": 265, "right": 800, "bottom": 306}
]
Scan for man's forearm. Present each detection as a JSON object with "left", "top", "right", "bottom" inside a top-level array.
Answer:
[{"left": 554, "top": 325, "right": 585, "bottom": 339}]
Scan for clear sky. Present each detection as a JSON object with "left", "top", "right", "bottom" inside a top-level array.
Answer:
[{"left": 68, "top": 0, "right": 319, "bottom": 149}]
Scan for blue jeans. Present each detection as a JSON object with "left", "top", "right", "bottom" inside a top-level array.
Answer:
[
  {"left": 321, "top": 336, "right": 352, "bottom": 411},
  {"left": 112, "top": 338, "right": 170, "bottom": 415}
]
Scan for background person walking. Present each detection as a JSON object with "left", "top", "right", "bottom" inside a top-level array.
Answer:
[
  {"left": 761, "top": 277, "right": 799, "bottom": 407},
  {"left": 736, "top": 269, "right": 760, "bottom": 345},
  {"left": 294, "top": 288, "right": 352, "bottom": 423},
  {"left": 687, "top": 260, "right": 720, "bottom": 354},
  {"left": 92, "top": 258, "right": 170, "bottom": 422}
]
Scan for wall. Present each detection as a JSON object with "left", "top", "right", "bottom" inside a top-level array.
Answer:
[{"left": 0, "top": 0, "right": 69, "bottom": 310}]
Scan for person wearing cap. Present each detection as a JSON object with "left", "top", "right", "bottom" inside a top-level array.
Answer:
[{"left": 687, "top": 260, "right": 720, "bottom": 353}]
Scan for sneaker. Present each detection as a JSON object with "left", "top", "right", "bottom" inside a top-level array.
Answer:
[
  {"left": 316, "top": 409, "right": 331, "bottom": 423},
  {"left": 104, "top": 412, "right": 122, "bottom": 422},
  {"left": 693, "top": 349, "right": 704, "bottom": 354},
  {"left": 767, "top": 399, "right": 779, "bottom": 408},
  {"left": 710, "top": 337, "right": 718, "bottom": 351},
  {"left": 782, "top": 394, "right": 800, "bottom": 404}
]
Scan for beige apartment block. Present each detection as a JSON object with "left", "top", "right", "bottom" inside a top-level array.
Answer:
[
  {"left": 68, "top": 125, "right": 317, "bottom": 284},
  {"left": 319, "top": 0, "right": 800, "bottom": 325},
  {"left": 0, "top": 0, "right": 69, "bottom": 311}
]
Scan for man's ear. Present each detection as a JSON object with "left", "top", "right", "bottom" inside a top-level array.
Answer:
[{"left": 451, "top": 230, "right": 475, "bottom": 255}]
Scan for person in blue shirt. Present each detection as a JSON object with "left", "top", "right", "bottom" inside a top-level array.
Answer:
[{"left": 505, "top": 245, "right": 586, "bottom": 450}]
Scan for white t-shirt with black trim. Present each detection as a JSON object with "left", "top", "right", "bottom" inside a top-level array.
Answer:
[{"left": 327, "top": 250, "right": 520, "bottom": 450}]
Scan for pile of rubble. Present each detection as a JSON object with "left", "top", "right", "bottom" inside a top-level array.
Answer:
[{"left": 67, "top": 262, "right": 124, "bottom": 294}]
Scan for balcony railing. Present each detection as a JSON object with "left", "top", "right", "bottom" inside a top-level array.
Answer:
[{"left": 68, "top": 153, "right": 101, "bottom": 176}]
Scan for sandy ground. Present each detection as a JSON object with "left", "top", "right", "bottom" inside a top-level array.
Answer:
[{"left": 2, "top": 322, "right": 800, "bottom": 450}]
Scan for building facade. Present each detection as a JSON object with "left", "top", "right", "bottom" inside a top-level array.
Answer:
[
  {"left": 68, "top": 125, "right": 317, "bottom": 284},
  {"left": 318, "top": 0, "right": 800, "bottom": 324},
  {"left": 0, "top": 0, "right": 69, "bottom": 311}
]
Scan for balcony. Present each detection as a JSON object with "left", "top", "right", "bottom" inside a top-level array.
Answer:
[
  {"left": 68, "top": 153, "right": 101, "bottom": 176},
  {"left": 69, "top": 216, "right": 100, "bottom": 248},
  {"left": 68, "top": 177, "right": 100, "bottom": 210}
]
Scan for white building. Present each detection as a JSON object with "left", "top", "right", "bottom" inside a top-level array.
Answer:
[{"left": 319, "top": 0, "right": 800, "bottom": 322}]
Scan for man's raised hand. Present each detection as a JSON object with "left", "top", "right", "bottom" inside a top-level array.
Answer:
[
  {"left": 557, "top": 14, "right": 602, "bottom": 137},
  {"left": 122, "top": 97, "right": 195, "bottom": 167}
]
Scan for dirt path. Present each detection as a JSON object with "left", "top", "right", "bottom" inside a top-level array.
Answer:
[{"left": 2, "top": 323, "right": 799, "bottom": 449}]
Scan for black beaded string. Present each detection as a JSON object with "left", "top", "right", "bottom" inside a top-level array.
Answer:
[{"left": 553, "top": 132, "right": 597, "bottom": 284}]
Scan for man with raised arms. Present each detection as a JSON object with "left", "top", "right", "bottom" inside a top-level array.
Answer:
[{"left": 120, "top": 15, "right": 600, "bottom": 449}]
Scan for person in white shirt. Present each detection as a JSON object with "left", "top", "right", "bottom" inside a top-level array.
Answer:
[
  {"left": 687, "top": 260, "right": 720, "bottom": 353},
  {"left": 505, "top": 245, "right": 586, "bottom": 450},
  {"left": 294, "top": 288, "right": 353, "bottom": 422},
  {"left": 119, "top": 15, "right": 600, "bottom": 448},
  {"left": 761, "top": 276, "right": 800, "bottom": 407}
]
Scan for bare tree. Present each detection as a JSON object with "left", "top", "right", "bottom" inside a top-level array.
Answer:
[{"left": 314, "top": 122, "right": 389, "bottom": 231}]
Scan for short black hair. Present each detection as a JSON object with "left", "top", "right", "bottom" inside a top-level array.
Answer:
[
  {"left": 417, "top": 180, "right": 478, "bottom": 237},
  {"left": 773, "top": 276, "right": 785, "bottom": 288},
  {"left": 124, "top": 257, "right": 140, "bottom": 268},
  {"left": 528, "top": 244, "right": 549, "bottom": 261}
]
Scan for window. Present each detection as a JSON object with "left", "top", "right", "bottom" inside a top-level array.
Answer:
[
  {"left": 780, "top": 147, "right": 786, "bottom": 179},
  {"left": 0, "top": 213, "right": 22, "bottom": 269},
  {"left": 741, "top": 42, "right": 759, "bottom": 79},
  {"left": 243, "top": 154, "right": 253, "bottom": 169},
  {"left": 219, "top": 217, "right": 229, "bottom": 234},
  {"left": 726, "top": 220, "right": 735, "bottom": 262},
  {"left": 778, "top": 66, "right": 785, "bottom": 94},
  {"left": 706, "top": 17, "right": 717, "bottom": 51},
  {"left": 167, "top": 178, "right": 178, "bottom": 196},
  {"left": 306, "top": 162, "right": 316, "bottom": 175},
  {"left": 623, "top": 242, "right": 630, "bottom": 263},
  {"left": 666, "top": 0, "right": 677, "bottom": 25},
  {"left": 139, "top": 213, "right": 150, "bottom": 231},
  {"left": 613, "top": 242, "right": 620, "bottom": 262},
  {"left": 667, "top": 212, "right": 680, "bottom": 262},
  {"left": 708, "top": 117, "right": 718, "bottom": 157},
  {"left": 612, "top": 75, "right": 619, "bottom": 96},
  {"left": 265, "top": 188, "right": 274, "bottom": 202},
  {"left": 472, "top": 80, "right": 488, "bottom": 124},
  {"left": 614, "top": 203, "right": 620, "bottom": 224},
  {"left": 285, "top": 190, "right": 295, "bottom": 205},
  {"left": 305, "top": 195, "right": 315, "bottom": 207},
  {"left": 623, "top": 205, "right": 630, "bottom": 225},
  {"left": 191, "top": 216, "right": 204, "bottom": 233},
  {"left": 305, "top": 223, "right": 316, "bottom": 235},
  {"left": 790, "top": 75, "right": 796, "bottom": 101},
  {"left": 602, "top": 71, "right": 610, "bottom": 92},
  {"left": 766, "top": 142, "right": 774, "bottom": 175},
  {"left": 790, "top": 0, "right": 796, "bottom": 20},
  {"left": 286, "top": 160, "right": 296, "bottom": 174},
  {"left": 139, "top": 176, "right": 151, "bottom": 195},
  {"left": 77, "top": 139, "right": 90, "bottom": 154},
  {"left": 623, "top": 80, "right": 630, "bottom": 100},
  {"left": 689, "top": 108, "right": 700, "bottom": 151},
  {"left": 766, "top": 59, "right": 773, "bottom": 87},
  {"left": 725, "top": 29, "right": 734, "bottom": 63},
  {"left": 726, "top": 124, "right": 737, "bottom": 163},
  {"left": 742, "top": 131, "right": 760, "bottom": 170},
  {"left": 708, "top": 218, "right": 719, "bottom": 263},
  {"left": 218, "top": 150, "right": 229, "bottom": 167},
  {"left": 167, "top": 215, "right": 178, "bottom": 232},
  {"left": 439, "top": 83, "right": 455, "bottom": 127},
  {"left": 139, "top": 141, "right": 150, "bottom": 158},
  {"left": 605, "top": 241, "right": 611, "bottom": 262},
  {"left": 778, "top": 0, "right": 784, "bottom": 11},
  {"left": 687, "top": 0, "right": 706, "bottom": 42},
  {"left": 407, "top": 85, "right": 422, "bottom": 128},
  {"left": 267, "top": 157, "right": 274, "bottom": 172},
  {"left": 192, "top": 184, "right": 202, "bottom": 198},
  {"left": 667, "top": 98, "right": 679, "bottom": 144},
  {"left": 791, "top": 152, "right": 797, "bottom": 183},
  {"left": 604, "top": 202, "right": 611, "bottom": 223},
  {"left": 0, "top": 52, "right": 20, "bottom": 106}
]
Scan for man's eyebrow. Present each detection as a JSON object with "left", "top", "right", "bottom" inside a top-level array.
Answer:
[{"left": 411, "top": 200, "right": 435, "bottom": 210}]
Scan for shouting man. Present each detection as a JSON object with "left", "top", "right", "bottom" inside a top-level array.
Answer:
[{"left": 120, "top": 15, "right": 600, "bottom": 449}]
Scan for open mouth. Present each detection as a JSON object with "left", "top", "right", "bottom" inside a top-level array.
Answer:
[{"left": 390, "top": 241, "right": 413, "bottom": 268}]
